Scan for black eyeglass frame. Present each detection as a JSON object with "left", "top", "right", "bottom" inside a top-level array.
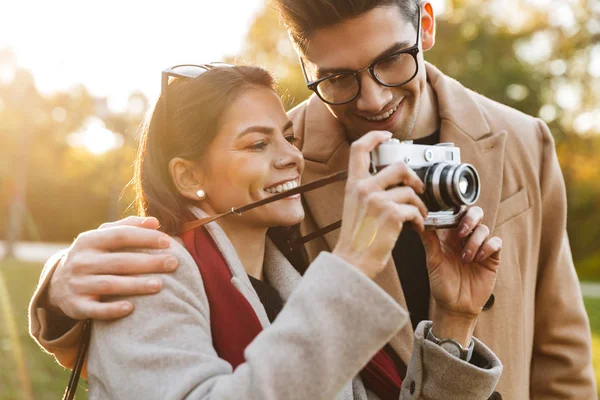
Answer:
[{"left": 300, "top": 7, "right": 422, "bottom": 106}]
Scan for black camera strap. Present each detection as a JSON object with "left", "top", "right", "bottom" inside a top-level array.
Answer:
[{"left": 182, "top": 169, "right": 349, "bottom": 247}]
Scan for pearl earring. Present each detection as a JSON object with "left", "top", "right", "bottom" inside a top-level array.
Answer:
[{"left": 196, "top": 189, "right": 206, "bottom": 200}]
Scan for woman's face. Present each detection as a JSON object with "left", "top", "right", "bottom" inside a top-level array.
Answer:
[{"left": 199, "top": 86, "right": 305, "bottom": 228}]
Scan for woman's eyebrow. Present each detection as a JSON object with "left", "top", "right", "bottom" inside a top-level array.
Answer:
[{"left": 237, "top": 120, "right": 294, "bottom": 138}]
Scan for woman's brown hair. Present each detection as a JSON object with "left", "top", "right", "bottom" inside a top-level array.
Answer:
[{"left": 133, "top": 65, "right": 276, "bottom": 235}]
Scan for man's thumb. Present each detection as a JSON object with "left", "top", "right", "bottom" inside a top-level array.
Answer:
[{"left": 419, "top": 229, "right": 441, "bottom": 255}]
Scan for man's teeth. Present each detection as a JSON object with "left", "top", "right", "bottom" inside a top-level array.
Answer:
[
  {"left": 264, "top": 180, "right": 299, "bottom": 194},
  {"left": 365, "top": 104, "right": 399, "bottom": 121}
]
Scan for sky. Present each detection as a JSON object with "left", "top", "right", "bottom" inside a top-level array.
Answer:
[{"left": 0, "top": 0, "right": 264, "bottom": 111}]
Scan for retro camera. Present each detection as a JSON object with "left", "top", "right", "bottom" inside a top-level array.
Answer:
[{"left": 370, "top": 139, "right": 481, "bottom": 229}]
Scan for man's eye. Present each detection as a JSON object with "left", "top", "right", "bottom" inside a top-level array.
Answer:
[{"left": 286, "top": 135, "right": 299, "bottom": 145}]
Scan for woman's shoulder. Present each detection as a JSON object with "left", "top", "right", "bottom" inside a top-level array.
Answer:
[{"left": 128, "top": 236, "right": 207, "bottom": 298}]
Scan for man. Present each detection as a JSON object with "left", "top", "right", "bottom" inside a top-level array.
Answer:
[{"left": 30, "top": 1, "right": 595, "bottom": 399}]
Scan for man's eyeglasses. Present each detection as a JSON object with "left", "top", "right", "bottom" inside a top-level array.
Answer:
[
  {"left": 300, "top": 8, "right": 421, "bottom": 105},
  {"left": 161, "top": 63, "right": 233, "bottom": 130}
]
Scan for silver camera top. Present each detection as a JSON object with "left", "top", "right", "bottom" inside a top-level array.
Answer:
[{"left": 371, "top": 138, "right": 461, "bottom": 169}]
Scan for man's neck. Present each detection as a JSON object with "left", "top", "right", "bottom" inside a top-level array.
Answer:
[
  {"left": 409, "top": 80, "right": 440, "bottom": 140},
  {"left": 215, "top": 216, "right": 267, "bottom": 281}
]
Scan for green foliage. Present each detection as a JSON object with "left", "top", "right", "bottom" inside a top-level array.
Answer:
[
  {"left": 231, "top": 0, "right": 600, "bottom": 276},
  {"left": 0, "top": 260, "right": 88, "bottom": 399},
  {"left": 0, "top": 1, "right": 598, "bottom": 277}
]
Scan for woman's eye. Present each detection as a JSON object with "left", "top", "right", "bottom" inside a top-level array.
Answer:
[{"left": 249, "top": 141, "right": 268, "bottom": 150}]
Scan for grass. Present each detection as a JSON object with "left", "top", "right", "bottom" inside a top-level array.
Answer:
[
  {"left": 0, "top": 259, "right": 87, "bottom": 400},
  {"left": 0, "top": 259, "right": 598, "bottom": 399}
]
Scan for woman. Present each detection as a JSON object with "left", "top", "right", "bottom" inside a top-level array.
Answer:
[{"left": 48, "top": 64, "right": 503, "bottom": 399}]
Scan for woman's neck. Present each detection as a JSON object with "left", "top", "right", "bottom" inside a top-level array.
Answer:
[{"left": 214, "top": 216, "right": 268, "bottom": 281}]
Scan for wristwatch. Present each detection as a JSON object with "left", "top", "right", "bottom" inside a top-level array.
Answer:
[{"left": 426, "top": 327, "right": 474, "bottom": 362}]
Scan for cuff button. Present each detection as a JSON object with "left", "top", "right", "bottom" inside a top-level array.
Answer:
[{"left": 409, "top": 380, "right": 416, "bottom": 395}]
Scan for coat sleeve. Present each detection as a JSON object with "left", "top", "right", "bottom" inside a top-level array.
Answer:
[
  {"left": 87, "top": 238, "right": 409, "bottom": 400},
  {"left": 28, "top": 249, "right": 86, "bottom": 373},
  {"left": 400, "top": 321, "right": 502, "bottom": 400},
  {"left": 529, "top": 120, "right": 597, "bottom": 399}
]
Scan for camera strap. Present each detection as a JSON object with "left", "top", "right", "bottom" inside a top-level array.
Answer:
[{"left": 182, "top": 170, "right": 348, "bottom": 247}]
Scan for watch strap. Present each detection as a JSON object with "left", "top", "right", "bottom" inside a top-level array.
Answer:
[{"left": 426, "top": 327, "right": 474, "bottom": 362}]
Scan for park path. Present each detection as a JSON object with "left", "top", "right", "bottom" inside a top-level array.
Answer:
[
  {"left": 0, "top": 241, "right": 69, "bottom": 264},
  {"left": 2, "top": 241, "right": 600, "bottom": 298}
]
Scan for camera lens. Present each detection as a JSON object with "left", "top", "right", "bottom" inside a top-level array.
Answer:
[{"left": 418, "top": 163, "right": 481, "bottom": 211}]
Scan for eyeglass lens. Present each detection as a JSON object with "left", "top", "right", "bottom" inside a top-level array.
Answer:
[{"left": 316, "top": 52, "right": 417, "bottom": 104}]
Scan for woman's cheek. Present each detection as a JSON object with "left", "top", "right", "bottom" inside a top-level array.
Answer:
[{"left": 226, "top": 154, "right": 270, "bottom": 194}]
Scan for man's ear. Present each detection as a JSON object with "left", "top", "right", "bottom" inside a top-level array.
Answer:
[
  {"left": 421, "top": 2, "right": 436, "bottom": 52},
  {"left": 168, "top": 157, "right": 205, "bottom": 201}
]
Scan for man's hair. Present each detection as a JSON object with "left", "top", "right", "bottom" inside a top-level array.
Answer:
[{"left": 271, "top": 0, "right": 419, "bottom": 55}]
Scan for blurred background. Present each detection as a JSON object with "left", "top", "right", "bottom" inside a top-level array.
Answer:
[{"left": 1, "top": 0, "right": 598, "bottom": 398}]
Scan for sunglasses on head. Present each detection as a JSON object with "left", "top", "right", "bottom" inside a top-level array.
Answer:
[{"left": 161, "top": 63, "right": 234, "bottom": 131}]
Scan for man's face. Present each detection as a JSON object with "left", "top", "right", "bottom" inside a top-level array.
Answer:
[{"left": 303, "top": 5, "right": 435, "bottom": 141}]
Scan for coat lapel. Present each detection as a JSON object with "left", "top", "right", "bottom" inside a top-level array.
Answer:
[
  {"left": 427, "top": 63, "right": 506, "bottom": 231},
  {"left": 426, "top": 64, "right": 507, "bottom": 319},
  {"left": 189, "top": 207, "right": 271, "bottom": 328}
]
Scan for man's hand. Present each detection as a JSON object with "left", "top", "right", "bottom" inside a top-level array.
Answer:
[
  {"left": 420, "top": 207, "right": 502, "bottom": 346},
  {"left": 46, "top": 216, "right": 179, "bottom": 320}
]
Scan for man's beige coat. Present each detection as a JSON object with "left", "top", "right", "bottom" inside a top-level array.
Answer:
[{"left": 289, "top": 63, "right": 596, "bottom": 399}]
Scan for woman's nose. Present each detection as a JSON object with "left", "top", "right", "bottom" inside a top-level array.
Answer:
[{"left": 275, "top": 142, "right": 303, "bottom": 169}]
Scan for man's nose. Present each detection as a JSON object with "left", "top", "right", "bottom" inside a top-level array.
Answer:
[{"left": 355, "top": 74, "right": 393, "bottom": 114}]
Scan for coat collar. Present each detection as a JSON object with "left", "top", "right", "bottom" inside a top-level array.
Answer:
[
  {"left": 188, "top": 207, "right": 302, "bottom": 328},
  {"left": 294, "top": 63, "right": 507, "bottom": 364}
]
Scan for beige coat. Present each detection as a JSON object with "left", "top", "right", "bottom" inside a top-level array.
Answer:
[
  {"left": 29, "top": 208, "right": 502, "bottom": 399},
  {"left": 288, "top": 63, "right": 597, "bottom": 399}
]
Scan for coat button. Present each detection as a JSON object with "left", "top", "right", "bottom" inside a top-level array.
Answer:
[
  {"left": 409, "top": 381, "right": 416, "bottom": 395},
  {"left": 488, "top": 391, "right": 502, "bottom": 399},
  {"left": 483, "top": 294, "right": 495, "bottom": 311}
]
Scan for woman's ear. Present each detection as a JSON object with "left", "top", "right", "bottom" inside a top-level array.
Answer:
[{"left": 169, "top": 157, "right": 205, "bottom": 201}]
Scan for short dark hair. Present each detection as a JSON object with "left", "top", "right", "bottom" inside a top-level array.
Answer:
[
  {"left": 271, "top": 0, "right": 419, "bottom": 55},
  {"left": 134, "top": 66, "right": 276, "bottom": 235}
]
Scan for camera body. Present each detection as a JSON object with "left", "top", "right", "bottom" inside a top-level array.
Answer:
[{"left": 370, "top": 139, "right": 481, "bottom": 229}]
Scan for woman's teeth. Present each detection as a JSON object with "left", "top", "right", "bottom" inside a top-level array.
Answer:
[
  {"left": 264, "top": 179, "right": 299, "bottom": 194},
  {"left": 365, "top": 104, "right": 399, "bottom": 121}
]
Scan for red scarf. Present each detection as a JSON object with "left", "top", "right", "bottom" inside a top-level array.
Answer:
[{"left": 181, "top": 226, "right": 402, "bottom": 399}]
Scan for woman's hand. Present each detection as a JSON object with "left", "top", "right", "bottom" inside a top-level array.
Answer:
[
  {"left": 333, "top": 131, "right": 428, "bottom": 279},
  {"left": 420, "top": 207, "right": 502, "bottom": 346}
]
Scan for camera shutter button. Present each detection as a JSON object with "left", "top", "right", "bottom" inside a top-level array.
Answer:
[{"left": 425, "top": 149, "right": 434, "bottom": 162}]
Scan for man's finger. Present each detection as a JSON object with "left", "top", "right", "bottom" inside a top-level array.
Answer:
[
  {"left": 457, "top": 206, "right": 484, "bottom": 238},
  {"left": 75, "top": 299, "right": 135, "bottom": 320},
  {"left": 98, "top": 216, "right": 160, "bottom": 230},
  {"left": 71, "top": 275, "right": 163, "bottom": 296},
  {"left": 76, "top": 252, "right": 179, "bottom": 276},
  {"left": 371, "top": 162, "right": 425, "bottom": 195},
  {"left": 348, "top": 130, "right": 392, "bottom": 179},
  {"left": 462, "top": 223, "right": 490, "bottom": 263},
  {"left": 378, "top": 186, "right": 428, "bottom": 217},
  {"left": 474, "top": 236, "right": 503, "bottom": 264},
  {"left": 74, "top": 225, "right": 171, "bottom": 251}
]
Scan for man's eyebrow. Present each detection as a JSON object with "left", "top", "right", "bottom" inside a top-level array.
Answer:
[
  {"left": 315, "top": 41, "right": 412, "bottom": 77},
  {"left": 237, "top": 120, "right": 294, "bottom": 138}
]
